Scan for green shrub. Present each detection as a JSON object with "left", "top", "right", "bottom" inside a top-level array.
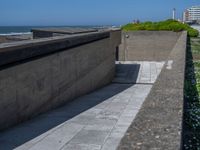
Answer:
[
  {"left": 168, "top": 23, "right": 184, "bottom": 31},
  {"left": 188, "top": 28, "right": 199, "bottom": 37},
  {"left": 121, "top": 19, "right": 199, "bottom": 37}
]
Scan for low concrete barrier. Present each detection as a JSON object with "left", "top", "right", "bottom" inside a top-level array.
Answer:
[
  {"left": 119, "top": 31, "right": 181, "bottom": 61},
  {"left": 31, "top": 27, "right": 98, "bottom": 39},
  {"left": 0, "top": 29, "right": 121, "bottom": 130}
]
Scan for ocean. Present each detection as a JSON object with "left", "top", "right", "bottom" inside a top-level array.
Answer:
[{"left": 0, "top": 26, "right": 109, "bottom": 36}]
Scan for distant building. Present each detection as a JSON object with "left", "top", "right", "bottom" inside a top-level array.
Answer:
[
  {"left": 132, "top": 19, "right": 140, "bottom": 24},
  {"left": 183, "top": 11, "right": 189, "bottom": 22},
  {"left": 172, "top": 8, "right": 176, "bottom": 20},
  {"left": 183, "top": 6, "right": 200, "bottom": 24}
]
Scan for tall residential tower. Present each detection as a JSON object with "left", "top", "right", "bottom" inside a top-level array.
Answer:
[
  {"left": 173, "top": 8, "right": 176, "bottom": 20},
  {"left": 183, "top": 6, "right": 200, "bottom": 24}
]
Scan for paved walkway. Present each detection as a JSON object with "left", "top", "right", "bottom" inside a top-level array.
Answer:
[{"left": 0, "top": 61, "right": 164, "bottom": 150}]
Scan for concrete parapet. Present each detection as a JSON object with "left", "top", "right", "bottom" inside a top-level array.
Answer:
[
  {"left": 31, "top": 27, "right": 98, "bottom": 39},
  {"left": 0, "top": 29, "right": 121, "bottom": 130}
]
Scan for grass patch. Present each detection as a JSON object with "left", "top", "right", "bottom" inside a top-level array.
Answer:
[{"left": 122, "top": 19, "right": 199, "bottom": 37}]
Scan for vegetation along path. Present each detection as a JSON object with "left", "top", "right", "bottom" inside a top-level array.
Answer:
[{"left": 183, "top": 37, "right": 200, "bottom": 150}]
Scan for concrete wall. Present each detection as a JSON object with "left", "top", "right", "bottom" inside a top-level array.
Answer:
[
  {"left": 119, "top": 31, "right": 182, "bottom": 61},
  {"left": 118, "top": 31, "right": 187, "bottom": 149},
  {"left": 0, "top": 30, "right": 121, "bottom": 130},
  {"left": 32, "top": 30, "right": 53, "bottom": 39},
  {"left": 31, "top": 28, "right": 98, "bottom": 39}
]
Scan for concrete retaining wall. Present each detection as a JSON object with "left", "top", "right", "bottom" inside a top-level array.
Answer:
[
  {"left": 118, "top": 31, "right": 187, "bottom": 149},
  {"left": 119, "top": 31, "right": 182, "bottom": 61},
  {"left": 0, "top": 30, "right": 121, "bottom": 130}
]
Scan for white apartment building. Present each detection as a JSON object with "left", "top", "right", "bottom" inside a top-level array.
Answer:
[{"left": 183, "top": 6, "right": 200, "bottom": 23}]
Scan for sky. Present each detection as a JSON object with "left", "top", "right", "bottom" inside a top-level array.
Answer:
[{"left": 0, "top": 0, "right": 199, "bottom": 26}]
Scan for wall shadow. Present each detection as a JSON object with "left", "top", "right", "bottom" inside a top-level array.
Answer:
[
  {"left": 0, "top": 63, "right": 140, "bottom": 150},
  {"left": 113, "top": 64, "right": 140, "bottom": 84},
  {"left": 182, "top": 37, "right": 200, "bottom": 149}
]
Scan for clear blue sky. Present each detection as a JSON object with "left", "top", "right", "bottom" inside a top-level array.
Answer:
[{"left": 0, "top": 0, "right": 199, "bottom": 26}]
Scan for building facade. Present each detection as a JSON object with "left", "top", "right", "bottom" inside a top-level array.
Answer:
[{"left": 183, "top": 6, "right": 200, "bottom": 24}]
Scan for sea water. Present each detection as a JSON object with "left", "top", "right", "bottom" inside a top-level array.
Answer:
[{"left": 0, "top": 26, "right": 38, "bottom": 35}]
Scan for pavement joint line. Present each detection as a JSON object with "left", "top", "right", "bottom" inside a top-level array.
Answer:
[
  {"left": 29, "top": 123, "right": 85, "bottom": 150},
  {"left": 112, "top": 82, "right": 154, "bottom": 85},
  {"left": 27, "top": 122, "right": 68, "bottom": 148},
  {"left": 60, "top": 96, "right": 117, "bottom": 150},
  {"left": 100, "top": 119, "right": 117, "bottom": 150},
  {"left": 100, "top": 90, "right": 133, "bottom": 150},
  {"left": 59, "top": 127, "right": 85, "bottom": 150}
]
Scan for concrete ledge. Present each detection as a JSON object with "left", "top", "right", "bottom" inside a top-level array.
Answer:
[
  {"left": 0, "top": 31, "right": 109, "bottom": 67},
  {"left": 118, "top": 31, "right": 187, "bottom": 149},
  {"left": 31, "top": 27, "right": 98, "bottom": 38}
]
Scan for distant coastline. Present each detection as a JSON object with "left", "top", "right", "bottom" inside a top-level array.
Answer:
[
  {"left": 0, "top": 25, "right": 115, "bottom": 44},
  {"left": 0, "top": 32, "right": 31, "bottom": 36},
  {"left": 0, "top": 34, "right": 32, "bottom": 44},
  {"left": 0, "top": 26, "right": 112, "bottom": 36}
]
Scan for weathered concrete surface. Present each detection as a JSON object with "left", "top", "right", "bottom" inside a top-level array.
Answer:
[
  {"left": 0, "top": 30, "right": 121, "bottom": 130},
  {"left": 119, "top": 31, "right": 181, "bottom": 61},
  {"left": 0, "top": 30, "right": 186, "bottom": 150},
  {"left": 0, "top": 31, "right": 109, "bottom": 67},
  {"left": 118, "top": 31, "right": 187, "bottom": 150},
  {"left": 31, "top": 27, "right": 98, "bottom": 39},
  {"left": 0, "top": 61, "right": 164, "bottom": 150}
]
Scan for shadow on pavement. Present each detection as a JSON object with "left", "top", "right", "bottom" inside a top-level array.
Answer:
[
  {"left": 0, "top": 63, "right": 140, "bottom": 150},
  {"left": 113, "top": 64, "right": 140, "bottom": 84}
]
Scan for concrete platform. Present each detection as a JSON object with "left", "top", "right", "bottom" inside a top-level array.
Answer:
[{"left": 0, "top": 61, "right": 164, "bottom": 150}]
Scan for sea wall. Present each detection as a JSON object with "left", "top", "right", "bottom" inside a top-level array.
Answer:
[
  {"left": 119, "top": 31, "right": 182, "bottom": 61},
  {"left": 0, "top": 29, "right": 121, "bottom": 130},
  {"left": 31, "top": 28, "right": 98, "bottom": 39}
]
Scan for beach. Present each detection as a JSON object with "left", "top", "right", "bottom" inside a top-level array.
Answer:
[{"left": 0, "top": 34, "right": 32, "bottom": 44}]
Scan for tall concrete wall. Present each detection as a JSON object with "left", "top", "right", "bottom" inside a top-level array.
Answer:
[
  {"left": 119, "top": 31, "right": 182, "bottom": 61},
  {"left": 0, "top": 30, "right": 121, "bottom": 130}
]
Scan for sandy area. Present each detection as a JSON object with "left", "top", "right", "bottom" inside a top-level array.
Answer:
[{"left": 0, "top": 34, "right": 32, "bottom": 44}]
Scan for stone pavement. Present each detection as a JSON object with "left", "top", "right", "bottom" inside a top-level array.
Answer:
[
  {"left": 113, "top": 61, "right": 164, "bottom": 84},
  {"left": 0, "top": 61, "right": 164, "bottom": 150}
]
